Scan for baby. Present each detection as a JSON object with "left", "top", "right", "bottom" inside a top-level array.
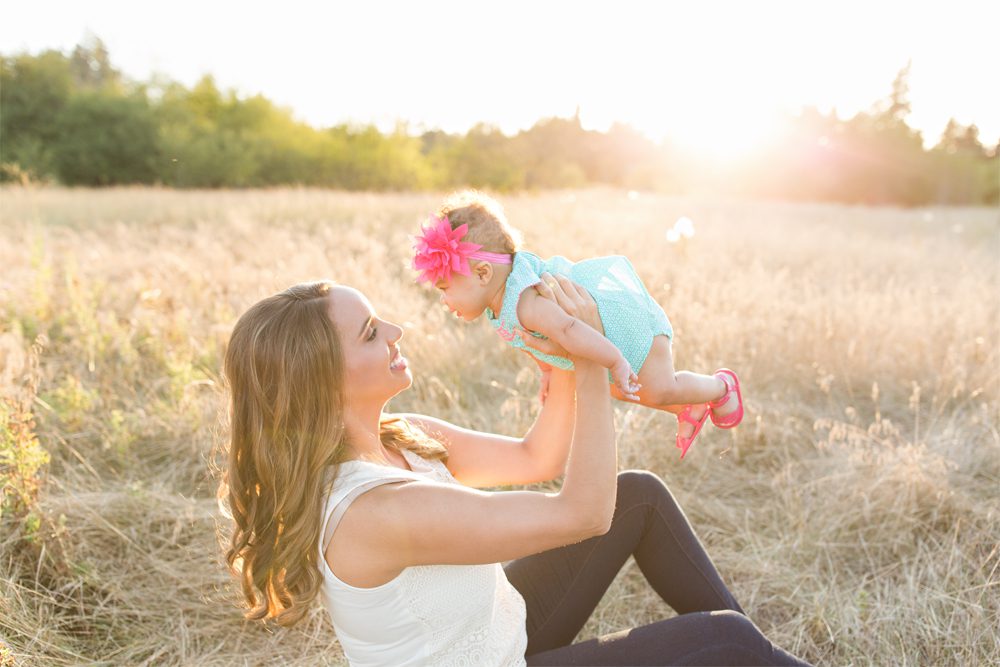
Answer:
[{"left": 412, "top": 190, "right": 743, "bottom": 458}]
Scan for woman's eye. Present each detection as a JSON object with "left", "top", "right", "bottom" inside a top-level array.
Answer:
[{"left": 367, "top": 327, "right": 378, "bottom": 342}]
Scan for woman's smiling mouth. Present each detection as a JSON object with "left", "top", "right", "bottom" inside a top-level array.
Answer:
[{"left": 389, "top": 348, "right": 407, "bottom": 371}]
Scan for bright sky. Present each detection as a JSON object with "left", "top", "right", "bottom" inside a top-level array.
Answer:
[{"left": 4, "top": 0, "right": 999, "bottom": 160}]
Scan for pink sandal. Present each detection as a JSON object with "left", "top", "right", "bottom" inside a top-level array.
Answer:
[
  {"left": 676, "top": 404, "right": 710, "bottom": 459},
  {"left": 709, "top": 369, "right": 743, "bottom": 429}
]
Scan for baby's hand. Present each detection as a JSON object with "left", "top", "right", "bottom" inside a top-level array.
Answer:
[{"left": 611, "top": 357, "right": 641, "bottom": 401}]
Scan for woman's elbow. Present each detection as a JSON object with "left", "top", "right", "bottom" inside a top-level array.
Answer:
[
  {"left": 541, "top": 460, "right": 567, "bottom": 482},
  {"left": 588, "top": 509, "right": 614, "bottom": 537},
  {"left": 569, "top": 504, "right": 614, "bottom": 539}
]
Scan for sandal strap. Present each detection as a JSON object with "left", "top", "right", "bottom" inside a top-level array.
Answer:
[
  {"left": 677, "top": 404, "right": 704, "bottom": 425},
  {"left": 709, "top": 373, "right": 732, "bottom": 408}
]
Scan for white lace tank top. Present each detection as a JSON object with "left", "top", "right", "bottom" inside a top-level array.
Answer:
[{"left": 317, "top": 447, "right": 528, "bottom": 666}]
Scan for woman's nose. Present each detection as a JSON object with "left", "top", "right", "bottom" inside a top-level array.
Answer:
[{"left": 388, "top": 322, "right": 403, "bottom": 342}]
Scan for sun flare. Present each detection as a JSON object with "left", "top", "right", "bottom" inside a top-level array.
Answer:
[{"left": 670, "top": 111, "right": 780, "bottom": 162}]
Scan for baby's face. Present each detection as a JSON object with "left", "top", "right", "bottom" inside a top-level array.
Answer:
[{"left": 435, "top": 273, "right": 490, "bottom": 322}]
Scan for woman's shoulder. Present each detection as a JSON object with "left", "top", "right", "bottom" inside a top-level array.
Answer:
[
  {"left": 385, "top": 413, "right": 452, "bottom": 452},
  {"left": 389, "top": 412, "right": 451, "bottom": 435},
  {"left": 383, "top": 414, "right": 458, "bottom": 481},
  {"left": 332, "top": 458, "right": 421, "bottom": 489}
]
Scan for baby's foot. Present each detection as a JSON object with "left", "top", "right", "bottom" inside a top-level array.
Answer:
[
  {"left": 677, "top": 404, "right": 708, "bottom": 440},
  {"left": 676, "top": 403, "right": 710, "bottom": 459},
  {"left": 709, "top": 384, "right": 739, "bottom": 419},
  {"left": 709, "top": 369, "right": 744, "bottom": 429}
]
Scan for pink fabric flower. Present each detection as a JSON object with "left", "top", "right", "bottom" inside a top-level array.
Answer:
[{"left": 412, "top": 216, "right": 483, "bottom": 284}]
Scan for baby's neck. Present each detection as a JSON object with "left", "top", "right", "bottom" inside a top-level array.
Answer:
[{"left": 486, "top": 263, "right": 512, "bottom": 314}]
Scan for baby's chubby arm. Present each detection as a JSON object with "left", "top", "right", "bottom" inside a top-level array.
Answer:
[{"left": 517, "top": 288, "right": 641, "bottom": 399}]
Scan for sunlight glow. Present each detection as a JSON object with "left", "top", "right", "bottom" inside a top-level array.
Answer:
[
  {"left": 2, "top": 0, "right": 998, "bottom": 154},
  {"left": 663, "top": 108, "right": 781, "bottom": 162}
]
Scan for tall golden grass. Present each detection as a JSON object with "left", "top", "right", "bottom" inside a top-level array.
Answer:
[{"left": 1, "top": 186, "right": 997, "bottom": 666}]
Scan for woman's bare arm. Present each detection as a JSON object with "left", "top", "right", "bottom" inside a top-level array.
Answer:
[
  {"left": 395, "top": 274, "right": 609, "bottom": 488},
  {"left": 328, "top": 359, "right": 617, "bottom": 587},
  {"left": 395, "top": 365, "right": 575, "bottom": 488}
]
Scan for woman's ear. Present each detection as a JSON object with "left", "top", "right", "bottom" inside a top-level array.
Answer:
[{"left": 474, "top": 261, "right": 494, "bottom": 286}]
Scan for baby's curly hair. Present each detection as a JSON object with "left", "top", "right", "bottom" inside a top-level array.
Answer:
[{"left": 438, "top": 190, "right": 523, "bottom": 255}]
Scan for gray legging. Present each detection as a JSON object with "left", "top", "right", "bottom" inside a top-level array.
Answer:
[{"left": 504, "top": 470, "right": 812, "bottom": 666}]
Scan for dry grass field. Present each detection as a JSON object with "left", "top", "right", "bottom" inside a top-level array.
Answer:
[{"left": 1, "top": 186, "right": 998, "bottom": 666}]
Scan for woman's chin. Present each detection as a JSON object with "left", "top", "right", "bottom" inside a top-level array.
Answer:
[{"left": 393, "top": 368, "right": 414, "bottom": 390}]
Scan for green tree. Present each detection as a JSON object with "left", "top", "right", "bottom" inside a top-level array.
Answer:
[
  {"left": 328, "top": 123, "right": 432, "bottom": 190},
  {"left": 931, "top": 119, "right": 996, "bottom": 204},
  {"left": 69, "top": 35, "right": 120, "bottom": 91},
  {"left": 0, "top": 50, "right": 73, "bottom": 177},
  {"left": 884, "top": 60, "right": 912, "bottom": 125},
  {"left": 937, "top": 119, "right": 986, "bottom": 156},
  {"left": 812, "top": 63, "right": 932, "bottom": 206},
  {"left": 434, "top": 124, "right": 524, "bottom": 191},
  {"left": 515, "top": 115, "right": 590, "bottom": 188},
  {"left": 156, "top": 77, "right": 259, "bottom": 186},
  {"left": 53, "top": 91, "right": 159, "bottom": 185},
  {"left": 594, "top": 123, "right": 674, "bottom": 190}
]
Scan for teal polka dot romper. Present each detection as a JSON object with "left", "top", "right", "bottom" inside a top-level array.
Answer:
[{"left": 486, "top": 251, "right": 673, "bottom": 377}]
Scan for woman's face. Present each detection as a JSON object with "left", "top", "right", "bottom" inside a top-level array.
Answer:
[{"left": 327, "top": 286, "right": 411, "bottom": 405}]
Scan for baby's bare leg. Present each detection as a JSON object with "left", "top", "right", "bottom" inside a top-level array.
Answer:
[
  {"left": 636, "top": 336, "right": 727, "bottom": 408},
  {"left": 610, "top": 385, "right": 684, "bottom": 415},
  {"left": 610, "top": 338, "right": 742, "bottom": 440}
]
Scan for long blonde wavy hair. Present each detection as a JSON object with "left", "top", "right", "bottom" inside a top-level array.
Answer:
[{"left": 219, "top": 280, "right": 446, "bottom": 626}]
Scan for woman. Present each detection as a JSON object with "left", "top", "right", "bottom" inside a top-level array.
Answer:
[{"left": 220, "top": 275, "right": 810, "bottom": 666}]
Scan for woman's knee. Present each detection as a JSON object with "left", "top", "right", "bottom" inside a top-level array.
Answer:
[
  {"left": 705, "top": 609, "right": 763, "bottom": 641},
  {"left": 616, "top": 469, "right": 675, "bottom": 507}
]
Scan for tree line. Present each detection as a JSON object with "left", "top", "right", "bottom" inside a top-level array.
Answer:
[{"left": 2, "top": 39, "right": 996, "bottom": 205}]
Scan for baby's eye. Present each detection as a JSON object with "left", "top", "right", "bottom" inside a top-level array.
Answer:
[{"left": 367, "top": 327, "right": 378, "bottom": 342}]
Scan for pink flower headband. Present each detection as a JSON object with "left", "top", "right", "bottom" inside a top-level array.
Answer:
[{"left": 412, "top": 215, "right": 512, "bottom": 284}]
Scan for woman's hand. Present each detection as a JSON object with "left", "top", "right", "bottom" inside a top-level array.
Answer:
[
  {"left": 538, "top": 366, "right": 552, "bottom": 404},
  {"left": 520, "top": 350, "right": 554, "bottom": 404},
  {"left": 520, "top": 273, "right": 603, "bottom": 359},
  {"left": 534, "top": 273, "right": 603, "bottom": 334}
]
